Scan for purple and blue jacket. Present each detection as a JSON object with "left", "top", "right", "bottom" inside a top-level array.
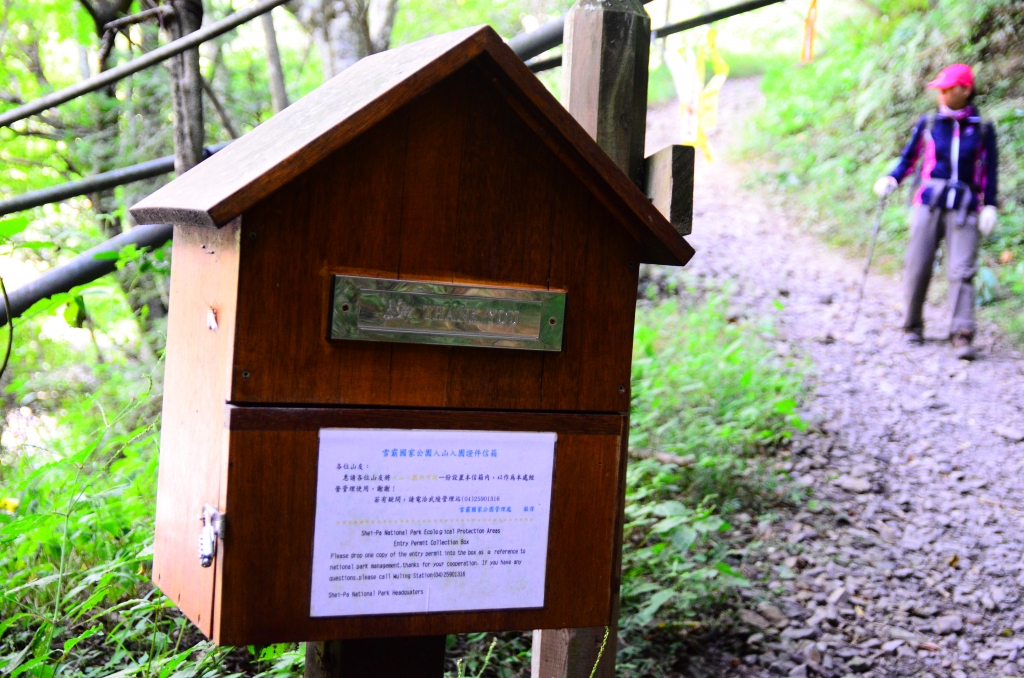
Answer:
[{"left": 889, "top": 105, "right": 998, "bottom": 211}]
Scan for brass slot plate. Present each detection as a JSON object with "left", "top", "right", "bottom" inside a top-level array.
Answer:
[{"left": 330, "top": 276, "right": 565, "bottom": 351}]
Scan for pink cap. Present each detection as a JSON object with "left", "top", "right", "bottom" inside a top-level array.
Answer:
[{"left": 927, "top": 64, "right": 974, "bottom": 90}]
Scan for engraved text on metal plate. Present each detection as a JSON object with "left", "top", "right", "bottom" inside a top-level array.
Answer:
[{"left": 330, "top": 276, "right": 565, "bottom": 351}]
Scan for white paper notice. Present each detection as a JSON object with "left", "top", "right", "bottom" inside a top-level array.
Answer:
[{"left": 309, "top": 429, "right": 556, "bottom": 617}]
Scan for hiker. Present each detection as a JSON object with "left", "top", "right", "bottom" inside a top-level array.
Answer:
[{"left": 873, "top": 63, "right": 998, "bottom": 360}]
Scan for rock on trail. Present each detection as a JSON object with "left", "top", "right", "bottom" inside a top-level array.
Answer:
[{"left": 643, "top": 79, "right": 1024, "bottom": 677}]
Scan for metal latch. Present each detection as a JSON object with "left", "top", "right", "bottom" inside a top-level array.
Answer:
[{"left": 198, "top": 504, "right": 226, "bottom": 568}]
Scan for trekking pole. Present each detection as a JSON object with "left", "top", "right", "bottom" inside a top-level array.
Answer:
[{"left": 850, "top": 196, "right": 888, "bottom": 331}]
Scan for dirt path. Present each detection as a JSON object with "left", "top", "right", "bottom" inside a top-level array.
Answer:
[{"left": 644, "top": 79, "right": 1024, "bottom": 678}]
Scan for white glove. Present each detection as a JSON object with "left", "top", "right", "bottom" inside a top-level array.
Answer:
[
  {"left": 873, "top": 176, "right": 897, "bottom": 198},
  {"left": 979, "top": 205, "right": 997, "bottom": 237}
]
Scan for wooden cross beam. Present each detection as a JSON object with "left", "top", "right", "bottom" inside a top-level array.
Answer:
[{"left": 644, "top": 144, "right": 695, "bottom": 236}]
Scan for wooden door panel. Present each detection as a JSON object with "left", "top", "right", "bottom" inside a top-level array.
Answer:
[
  {"left": 212, "top": 407, "right": 625, "bottom": 645},
  {"left": 153, "top": 221, "right": 241, "bottom": 637}
]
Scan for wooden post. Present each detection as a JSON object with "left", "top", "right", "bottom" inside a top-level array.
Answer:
[
  {"left": 534, "top": 2, "right": 651, "bottom": 676},
  {"left": 305, "top": 636, "right": 446, "bottom": 678},
  {"left": 260, "top": 10, "right": 290, "bottom": 114},
  {"left": 560, "top": 0, "right": 651, "bottom": 185},
  {"left": 531, "top": 627, "right": 609, "bottom": 678},
  {"left": 166, "top": 0, "right": 205, "bottom": 174}
]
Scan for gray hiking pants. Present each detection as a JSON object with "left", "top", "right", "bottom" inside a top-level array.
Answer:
[{"left": 903, "top": 204, "right": 978, "bottom": 337}]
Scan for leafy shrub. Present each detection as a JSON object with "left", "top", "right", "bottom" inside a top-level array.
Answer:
[
  {"left": 613, "top": 295, "right": 804, "bottom": 677},
  {"left": 630, "top": 296, "right": 805, "bottom": 500}
]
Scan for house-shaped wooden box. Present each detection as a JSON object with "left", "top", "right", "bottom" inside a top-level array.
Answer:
[{"left": 131, "top": 25, "right": 693, "bottom": 646}]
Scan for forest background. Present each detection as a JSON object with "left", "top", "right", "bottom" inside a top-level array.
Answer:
[{"left": 0, "top": 0, "right": 1020, "bottom": 676}]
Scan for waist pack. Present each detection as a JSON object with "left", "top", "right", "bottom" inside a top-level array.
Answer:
[{"left": 924, "top": 178, "right": 973, "bottom": 228}]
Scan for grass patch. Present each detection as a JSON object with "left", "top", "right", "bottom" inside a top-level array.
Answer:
[
  {"left": 2, "top": 287, "right": 804, "bottom": 678},
  {"left": 631, "top": 297, "right": 804, "bottom": 484},
  {"left": 616, "top": 293, "right": 804, "bottom": 676}
]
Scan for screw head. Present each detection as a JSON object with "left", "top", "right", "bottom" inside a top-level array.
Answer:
[
  {"left": 618, "top": 384, "right": 626, "bottom": 393},
  {"left": 242, "top": 370, "right": 251, "bottom": 379},
  {"left": 548, "top": 316, "right": 557, "bottom": 326}
]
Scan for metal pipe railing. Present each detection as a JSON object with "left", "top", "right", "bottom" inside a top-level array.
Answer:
[
  {"left": 0, "top": 142, "right": 230, "bottom": 218},
  {"left": 0, "top": 223, "right": 172, "bottom": 326},
  {"left": 507, "top": 17, "right": 567, "bottom": 62},
  {"left": 0, "top": 0, "right": 290, "bottom": 129},
  {"left": 652, "top": 0, "right": 786, "bottom": 39},
  {"left": 526, "top": 55, "right": 563, "bottom": 73},
  {"left": 0, "top": 0, "right": 787, "bottom": 325},
  {"left": 527, "top": 0, "right": 788, "bottom": 73}
]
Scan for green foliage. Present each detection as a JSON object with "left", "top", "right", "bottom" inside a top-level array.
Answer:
[
  {"left": 746, "top": 0, "right": 1024, "bottom": 343},
  {"left": 443, "top": 632, "right": 531, "bottom": 678},
  {"left": 0, "top": 363, "right": 301, "bottom": 672},
  {"left": 614, "top": 295, "right": 804, "bottom": 677},
  {"left": 0, "top": 0, "right": 323, "bottom": 354},
  {"left": 445, "top": 293, "right": 806, "bottom": 677},
  {"left": 630, "top": 296, "right": 805, "bottom": 500}
]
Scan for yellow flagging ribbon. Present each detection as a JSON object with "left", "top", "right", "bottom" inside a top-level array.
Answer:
[
  {"left": 664, "top": 28, "right": 730, "bottom": 161},
  {"left": 801, "top": 0, "right": 818, "bottom": 63}
]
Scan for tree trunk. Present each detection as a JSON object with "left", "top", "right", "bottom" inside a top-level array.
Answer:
[
  {"left": 165, "top": 0, "right": 205, "bottom": 174},
  {"left": 113, "top": 0, "right": 205, "bottom": 334},
  {"left": 261, "top": 11, "right": 290, "bottom": 113},
  {"left": 288, "top": 0, "right": 398, "bottom": 80}
]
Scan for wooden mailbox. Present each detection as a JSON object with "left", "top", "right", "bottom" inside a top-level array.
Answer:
[{"left": 130, "top": 25, "right": 693, "bottom": 647}]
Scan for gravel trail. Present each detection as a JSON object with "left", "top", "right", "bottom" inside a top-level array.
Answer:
[{"left": 644, "top": 79, "right": 1024, "bottom": 678}]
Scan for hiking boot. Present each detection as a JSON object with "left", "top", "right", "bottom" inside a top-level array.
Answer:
[
  {"left": 952, "top": 332, "right": 976, "bottom": 361},
  {"left": 904, "top": 330, "right": 924, "bottom": 346}
]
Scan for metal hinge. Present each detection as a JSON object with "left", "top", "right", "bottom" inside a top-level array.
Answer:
[{"left": 198, "top": 504, "right": 226, "bottom": 568}]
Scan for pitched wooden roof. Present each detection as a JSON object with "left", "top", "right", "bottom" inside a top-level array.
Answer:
[{"left": 130, "top": 25, "right": 693, "bottom": 266}]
